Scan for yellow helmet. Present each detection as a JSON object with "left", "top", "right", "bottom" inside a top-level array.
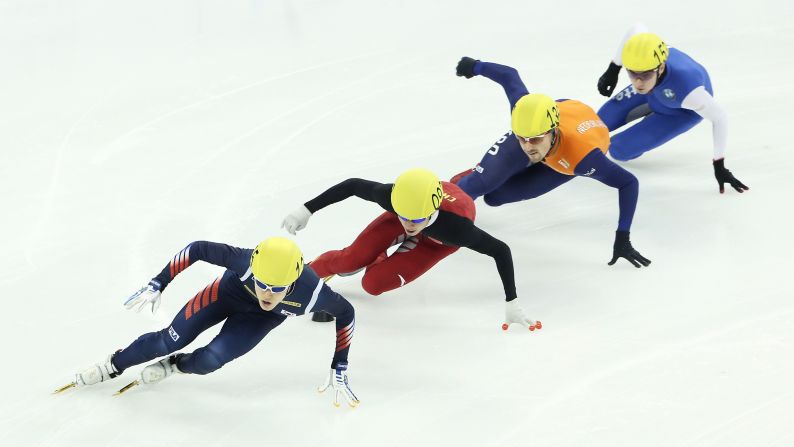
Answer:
[
  {"left": 511, "top": 94, "right": 560, "bottom": 138},
  {"left": 391, "top": 168, "right": 443, "bottom": 220},
  {"left": 622, "top": 33, "right": 668, "bottom": 71},
  {"left": 250, "top": 237, "right": 304, "bottom": 286}
]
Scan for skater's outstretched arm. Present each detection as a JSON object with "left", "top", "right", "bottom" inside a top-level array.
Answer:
[
  {"left": 456, "top": 56, "right": 529, "bottom": 108},
  {"left": 311, "top": 286, "right": 360, "bottom": 408},
  {"left": 282, "top": 178, "right": 393, "bottom": 235},
  {"left": 125, "top": 241, "right": 250, "bottom": 313}
]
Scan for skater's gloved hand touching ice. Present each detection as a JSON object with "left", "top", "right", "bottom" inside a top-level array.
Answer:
[
  {"left": 713, "top": 158, "right": 749, "bottom": 194},
  {"left": 318, "top": 362, "right": 359, "bottom": 408},
  {"left": 503, "top": 299, "right": 542, "bottom": 332},
  {"left": 608, "top": 231, "right": 651, "bottom": 268}
]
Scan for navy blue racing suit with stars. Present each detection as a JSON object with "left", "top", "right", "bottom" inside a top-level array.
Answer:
[{"left": 111, "top": 241, "right": 355, "bottom": 375}]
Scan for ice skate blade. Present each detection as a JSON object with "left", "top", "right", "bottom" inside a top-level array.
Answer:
[
  {"left": 53, "top": 382, "right": 76, "bottom": 394},
  {"left": 114, "top": 380, "right": 140, "bottom": 396}
]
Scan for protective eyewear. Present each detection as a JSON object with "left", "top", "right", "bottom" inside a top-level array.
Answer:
[
  {"left": 626, "top": 68, "right": 658, "bottom": 82},
  {"left": 517, "top": 129, "right": 552, "bottom": 145},
  {"left": 398, "top": 215, "right": 428, "bottom": 224},
  {"left": 253, "top": 277, "right": 289, "bottom": 293}
]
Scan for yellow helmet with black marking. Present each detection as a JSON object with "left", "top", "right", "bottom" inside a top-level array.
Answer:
[{"left": 391, "top": 168, "right": 443, "bottom": 220}]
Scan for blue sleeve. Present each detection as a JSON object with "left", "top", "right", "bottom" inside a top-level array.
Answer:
[
  {"left": 311, "top": 285, "right": 355, "bottom": 369},
  {"left": 473, "top": 61, "right": 529, "bottom": 109},
  {"left": 458, "top": 131, "right": 530, "bottom": 200},
  {"left": 574, "top": 151, "right": 639, "bottom": 231},
  {"left": 152, "top": 241, "right": 251, "bottom": 291}
]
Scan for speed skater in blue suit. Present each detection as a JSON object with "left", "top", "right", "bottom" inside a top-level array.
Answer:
[
  {"left": 56, "top": 237, "right": 360, "bottom": 408},
  {"left": 596, "top": 23, "right": 748, "bottom": 194}
]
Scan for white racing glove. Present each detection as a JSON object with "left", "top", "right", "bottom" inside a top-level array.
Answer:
[
  {"left": 503, "top": 299, "right": 542, "bottom": 332},
  {"left": 318, "top": 363, "right": 359, "bottom": 408},
  {"left": 281, "top": 205, "right": 312, "bottom": 235},
  {"left": 124, "top": 280, "right": 163, "bottom": 314}
]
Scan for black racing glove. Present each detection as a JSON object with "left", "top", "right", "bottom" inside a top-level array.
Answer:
[
  {"left": 597, "top": 62, "right": 622, "bottom": 97},
  {"left": 713, "top": 158, "right": 749, "bottom": 194},
  {"left": 456, "top": 57, "right": 479, "bottom": 79},
  {"left": 608, "top": 231, "right": 651, "bottom": 268}
]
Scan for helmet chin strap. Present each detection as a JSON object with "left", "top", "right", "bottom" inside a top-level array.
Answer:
[
  {"left": 541, "top": 128, "right": 560, "bottom": 162},
  {"left": 649, "top": 64, "right": 667, "bottom": 91},
  {"left": 426, "top": 209, "right": 440, "bottom": 227},
  {"left": 658, "top": 65, "right": 667, "bottom": 82}
]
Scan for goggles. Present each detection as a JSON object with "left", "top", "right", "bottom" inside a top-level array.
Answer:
[
  {"left": 517, "top": 129, "right": 552, "bottom": 145},
  {"left": 398, "top": 215, "right": 429, "bottom": 224},
  {"left": 253, "top": 276, "right": 289, "bottom": 293},
  {"left": 626, "top": 68, "right": 659, "bottom": 82}
]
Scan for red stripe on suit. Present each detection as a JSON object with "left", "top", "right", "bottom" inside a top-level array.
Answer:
[
  {"left": 184, "top": 278, "right": 222, "bottom": 320},
  {"left": 201, "top": 283, "right": 211, "bottom": 308},
  {"left": 336, "top": 321, "right": 354, "bottom": 351},
  {"left": 192, "top": 286, "right": 204, "bottom": 314},
  {"left": 210, "top": 277, "right": 220, "bottom": 303},
  {"left": 184, "top": 291, "right": 201, "bottom": 320},
  {"left": 179, "top": 249, "right": 189, "bottom": 274}
]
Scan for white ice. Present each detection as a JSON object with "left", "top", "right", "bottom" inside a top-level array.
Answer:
[{"left": 1, "top": 1, "right": 793, "bottom": 446}]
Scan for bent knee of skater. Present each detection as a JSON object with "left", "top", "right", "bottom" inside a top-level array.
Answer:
[
  {"left": 361, "top": 274, "right": 397, "bottom": 296},
  {"left": 608, "top": 145, "right": 637, "bottom": 161},
  {"left": 189, "top": 348, "right": 226, "bottom": 375},
  {"left": 361, "top": 279, "right": 387, "bottom": 296},
  {"left": 483, "top": 194, "right": 508, "bottom": 207},
  {"left": 155, "top": 328, "right": 184, "bottom": 353}
]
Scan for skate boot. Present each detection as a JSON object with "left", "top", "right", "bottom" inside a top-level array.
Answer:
[
  {"left": 140, "top": 355, "right": 182, "bottom": 385},
  {"left": 114, "top": 355, "right": 183, "bottom": 395},
  {"left": 76, "top": 353, "right": 120, "bottom": 386},
  {"left": 53, "top": 352, "right": 122, "bottom": 393}
]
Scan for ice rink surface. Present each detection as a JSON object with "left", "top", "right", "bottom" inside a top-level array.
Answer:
[{"left": 2, "top": 1, "right": 793, "bottom": 446}]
